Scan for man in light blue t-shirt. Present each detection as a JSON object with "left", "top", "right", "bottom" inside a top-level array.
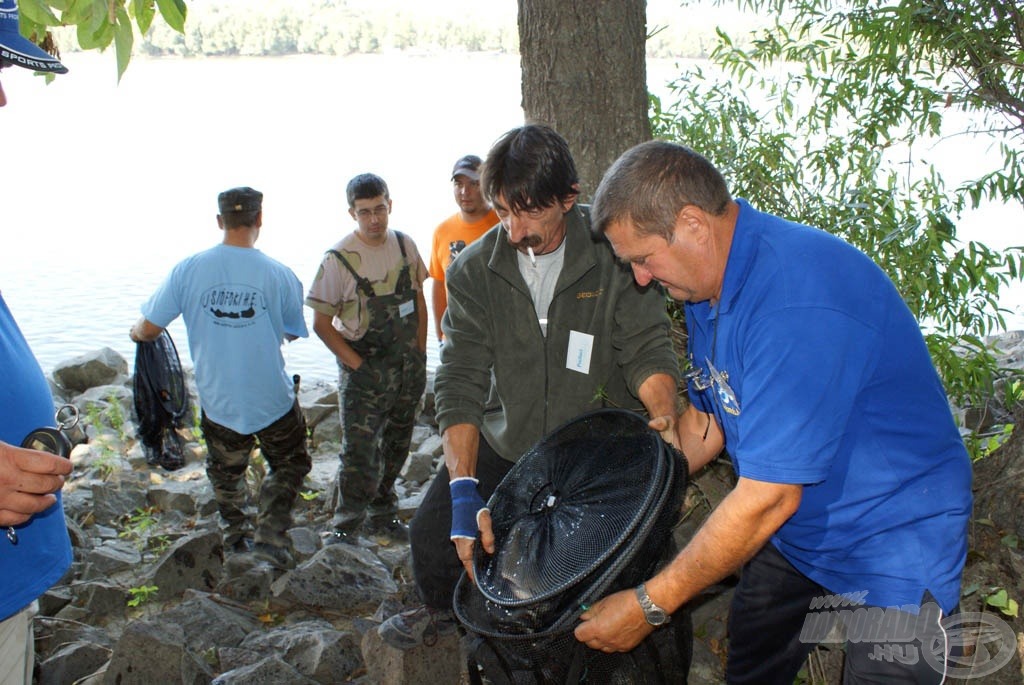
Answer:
[
  {"left": 575, "top": 142, "right": 972, "bottom": 684},
  {"left": 131, "top": 187, "right": 311, "bottom": 570}
]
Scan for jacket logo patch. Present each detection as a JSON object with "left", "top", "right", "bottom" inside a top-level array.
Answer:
[{"left": 576, "top": 288, "right": 604, "bottom": 300}]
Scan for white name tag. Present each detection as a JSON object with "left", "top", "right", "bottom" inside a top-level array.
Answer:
[
  {"left": 566, "top": 330, "right": 593, "bottom": 375},
  {"left": 399, "top": 299, "right": 415, "bottom": 318}
]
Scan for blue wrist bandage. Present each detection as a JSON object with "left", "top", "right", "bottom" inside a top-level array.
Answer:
[{"left": 450, "top": 477, "right": 488, "bottom": 540}]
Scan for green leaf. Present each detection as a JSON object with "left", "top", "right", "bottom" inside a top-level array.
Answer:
[
  {"left": 132, "top": 0, "right": 156, "bottom": 35},
  {"left": 17, "top": 0, "right": 59, "bottom": 25},
  {"left": 114, "top": 6, "right": 133, "bottom": 82},
  {"left": 154, "top": 0, "right": 186, "bottom": 33},
  {"left": 986, "top": 588, "right": 1009, "bottom": 609},
  {"left": 1006, "top": 599, "right": 1019, "bottom": 618}
]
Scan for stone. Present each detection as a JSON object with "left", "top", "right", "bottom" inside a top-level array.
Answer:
[
  {"left": 271, "top": 545, "right": 398, "bottom": 613},
  {"left": 53, "top": 347, "right": 128, "bottom": 393},
  {"left": 399, "top": 450, "right": 434, "bottom": 486},
  {"left": 360, "top": 620, "right": 464, "bottom": 684},
  {"left": 147, "top": 529, "right": 223, "bottom": 600},
  {"left": 103, "top": 619, "right": 213, "bottom": 685},
  {"left": 38, "top": 640, "right": 112, "bottom": 685},
  {"left": 211, "top": 656, "right": 318, "bottom": 684},
  {"left": 237, "top": 620, "right": 363, "bottom": 682},
  {"left": 81, "top": 540, "right": 142, "bottom": 579}
]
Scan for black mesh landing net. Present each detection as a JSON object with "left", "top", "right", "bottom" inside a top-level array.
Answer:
[
  {"left": 454, "top": 409, "right": 692, "bottom": 684},
  {"left": 133, "top": 330, "right": 190, "bottom": 471}
]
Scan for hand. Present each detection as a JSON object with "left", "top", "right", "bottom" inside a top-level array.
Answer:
[
  {"left": 453, "top": 509, "right": 494, "bottom": 582},
  {"left": 450, "top": 477, "right": 494, "bottom": 582},
  {"left": 0, "top": 440, "right": 72, "bottom": 527},
  {"left": 647, "top": 413, "right": 681, "bottom": 451},
  {"left": 574, "top": 587, "right": 653, "bottom": 653}
]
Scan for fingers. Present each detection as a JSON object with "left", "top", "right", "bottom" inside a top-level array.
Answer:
[
  {"left": 478, "top": 509, "right": 495, "bottom": 554},
  {"left": 0, "top": 493, "right": 58, "bottom": 525},
  {"left": 11, "top": 471, "right": 67, "bottom": 496},
  {"left": 454, "top": 537, "right": 476, "bottom": 582},
  {"left": 649, "top": 415, "right": 682, "bottom": 450},
  {"left": 13, "top": 445, "right": 72, "bottom": 477}
]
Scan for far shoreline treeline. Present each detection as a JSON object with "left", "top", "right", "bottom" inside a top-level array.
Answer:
[{"left": 53, "top": 0, "right": 757, "bottom": 61}]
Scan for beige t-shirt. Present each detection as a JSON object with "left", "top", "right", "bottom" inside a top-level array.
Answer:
[{"left": 305, "top": 230, "right": 427, "bottom": 341}]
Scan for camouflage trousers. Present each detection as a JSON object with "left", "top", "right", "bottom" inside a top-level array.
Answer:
[
  {"left": 333, "top": 350, "right": 426, "bottom": 532},
  {"left": 201, "top": 400, "right": 311, "bottom": 548}
]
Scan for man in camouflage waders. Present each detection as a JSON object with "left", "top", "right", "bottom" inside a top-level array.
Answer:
[{"left": 306, "top": 173, "right": 428, "bottom": 544}]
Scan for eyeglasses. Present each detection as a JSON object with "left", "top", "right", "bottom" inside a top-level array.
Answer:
[{"left": 355, "top": 205, "right": 389, "bottom": 220}]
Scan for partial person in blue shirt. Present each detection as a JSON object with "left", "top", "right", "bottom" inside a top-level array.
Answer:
[
  {"left": 131, "top": 187, "right": 311, "bottom": 571},
  {"left": 574, "top": 141, "right": 972, "bottom": 685},
  {"left": 0, "top": 294, "right": 74, "bottom": 685},
  {"left": 1, "top": 4, "right": 74, "bottom": 681}
]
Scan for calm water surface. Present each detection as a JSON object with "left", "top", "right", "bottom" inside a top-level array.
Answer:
[{"left": 2, "top": 53, "right": 1021, "bottom": 385}]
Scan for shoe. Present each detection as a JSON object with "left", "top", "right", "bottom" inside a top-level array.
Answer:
[
  {"left": 325, "top": 528, "right": 360, "bottom": 546},
  {"left": 378, "top": 605, "right": 458, "bottom": 649},
  {"left": 364, "top": 517, "right": 409, "bottom": 543},
  {"left": 252, "top": 542, "right": 296, "bottom": 570}
]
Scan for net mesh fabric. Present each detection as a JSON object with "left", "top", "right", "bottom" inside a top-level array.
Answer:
[
  {"left": 454, "top": 409, "right": 691, "bottom": 684},
  {"left": 133, "top": 330, "right": 190, "bottom": 470}
]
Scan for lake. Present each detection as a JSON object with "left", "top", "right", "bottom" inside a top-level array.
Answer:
[{"left": 2, "top": 51, "right": 1022, "bottom": 385}]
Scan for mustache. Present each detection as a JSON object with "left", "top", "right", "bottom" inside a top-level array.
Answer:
[{"left": 505, "top": 232, "right": 543, "bottom": 251}]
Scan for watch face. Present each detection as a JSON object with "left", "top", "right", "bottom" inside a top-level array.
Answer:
[{"left": 648, "top": 607, "right": 669, "bottom": 625}]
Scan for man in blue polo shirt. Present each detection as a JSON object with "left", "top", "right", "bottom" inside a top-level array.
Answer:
[{"left": 574, "top": 140, "right": 972, "bottom": 684}]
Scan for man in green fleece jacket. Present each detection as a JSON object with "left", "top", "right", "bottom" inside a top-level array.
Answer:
[{"left": 379, "top": 124, "right": 681, "bottom": 649}]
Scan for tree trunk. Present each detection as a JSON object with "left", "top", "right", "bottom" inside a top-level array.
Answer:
[{"left": 518, "top": 0, "right": 650, "bottom": 203}]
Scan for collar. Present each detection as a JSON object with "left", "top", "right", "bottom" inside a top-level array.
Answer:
[{"left": 716, "top": 198, "right": 758, "bottom": 317}]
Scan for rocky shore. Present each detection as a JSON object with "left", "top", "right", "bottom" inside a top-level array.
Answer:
[{"left": 24, "top": 332, "right": 1024, "bottom": 684}]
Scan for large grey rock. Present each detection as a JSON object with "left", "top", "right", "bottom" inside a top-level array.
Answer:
[
  {"left": 271, "top": 544, "right": 397, "bottom": 613},
  {"left": 148, "top": 480, "right": 201, "bottom": 515},
  {"left": 211, "top": 656, "right": 318, "bottom": 685},
  {"left": 54, "top": 347, "right": 128, "bottom": 393},
  {"left": 87, "top": 478, "right": 150, "bottom": 526},
  {"left": 147, "top": 529, "right": 223, "bottom": 600},
  {"left": 360, "top": 621, "right": 463, "bottom": 684},
  {"left": 159, "top": 593, "right": 264, "bottom": 653},
  {"left": 81, "top": 540, "right": 143, "bottom": 579},
  {"left": 237, "top": 619, "right": 362, "bottom": 682},
  {"left": 399, "top": 450, "right": 434, "bottom": 486},
  {"left": 38, "top": 640, "right": 112, "bottom": 685},
  {"left": 73, "top": 581, "right": 130, "bottom": 620},
  {"left": 414, "top": 430, "right": 443, "bottom": 458},
  {"left": 103, "top": 619, "right": 213, "bottom": 685}
]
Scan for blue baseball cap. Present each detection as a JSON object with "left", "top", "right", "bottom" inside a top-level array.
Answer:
[{"left": 0, "top": 0, "right": 68, "bottom": 73}]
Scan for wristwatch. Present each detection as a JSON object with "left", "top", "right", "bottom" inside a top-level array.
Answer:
[{"left": 635, "top": 583, "right": 670, "bottom": 626}]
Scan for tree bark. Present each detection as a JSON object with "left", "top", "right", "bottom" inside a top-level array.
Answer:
[{"left": 518, "top": 0, "right": 651, "bottom": 202}]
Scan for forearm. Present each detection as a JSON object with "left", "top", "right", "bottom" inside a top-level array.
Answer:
[
  {"left": 431, "top": 280, "right": 446, "bottom": 342},
  {"left": 312, "top": 313, "right": 361, "bottom": 369},
  {"left": 637, "top": 372, "right": 679, "bottom": 422},
  {"left": 677, "top": 403, "right": 724, "bottom": 473},
  {"left": 646, "top": 478, "right": 802, "bottom": 614},
  {"left": 416, "top": 289, "right": 428, "bottom": 353},
  {"left": 129, "top": 317, "right": 164, "bottom": 343},
  {"left": 442, "top": 423, "right": 481, "bottom": 480}
]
